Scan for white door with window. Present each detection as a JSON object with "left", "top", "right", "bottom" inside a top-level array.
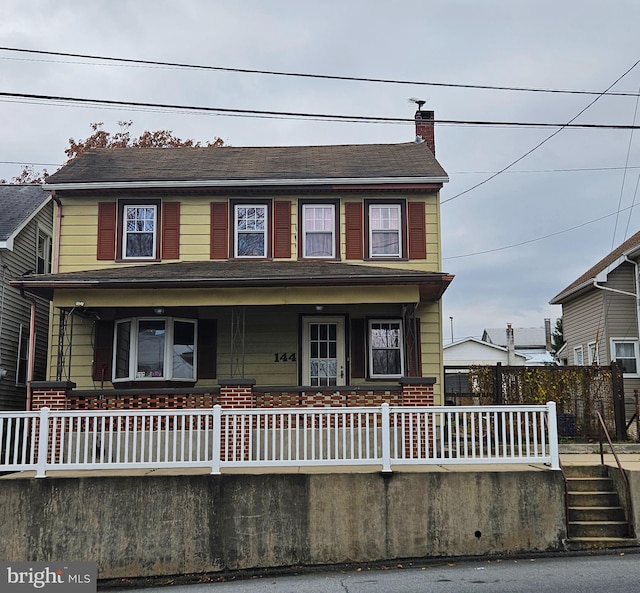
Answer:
[{"left": 302, "top": 317, "right": 345, "bottom": 386}]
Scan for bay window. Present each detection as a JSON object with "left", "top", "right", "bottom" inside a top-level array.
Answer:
[
  {"left": 368, "top": 319, "right": 404, "bottom": 378},
  {"left": 114, "top": 317, "right": 196, "bottom": 382}
]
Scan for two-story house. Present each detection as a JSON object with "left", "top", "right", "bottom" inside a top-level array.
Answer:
[
  {"left": 550, "top": 230, "right": 640, "bottom": 421},
  {"left": 12, "top": 111, "right": 454, "bottom": 411},
  {"left": 0, "top": 185, "right": 53, "bottom": 409}
]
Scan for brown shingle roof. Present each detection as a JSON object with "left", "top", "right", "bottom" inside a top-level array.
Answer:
[
  {"left": 44, "top": 142, "right": 447, "bottom": 186},
  {"left": 550, "top": 229, "right": 640, "bottom": 304}
]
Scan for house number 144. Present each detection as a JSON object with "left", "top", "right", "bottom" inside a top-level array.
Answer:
[{"left": 274, "top": 353, "right": 296, "bottom": 362}]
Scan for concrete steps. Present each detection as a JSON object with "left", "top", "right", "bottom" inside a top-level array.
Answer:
[{"left": 563, "top": 465, "right": 637, "bottom": 551}]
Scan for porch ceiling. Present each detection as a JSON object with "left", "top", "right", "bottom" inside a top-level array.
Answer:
[{"left": 12, "top": 261, "right": 454, "bottom": 303}]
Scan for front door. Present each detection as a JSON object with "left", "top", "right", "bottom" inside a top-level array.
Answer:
[{"left": 302, "top": 317, "right": 346, "bottom": 386}]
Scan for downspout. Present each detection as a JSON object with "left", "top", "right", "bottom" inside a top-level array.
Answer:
[{"left": 19, "top": 289, "right": 38, "bottom": 411}]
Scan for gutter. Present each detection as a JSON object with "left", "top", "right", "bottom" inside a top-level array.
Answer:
[{"left": 43, "top": 176, "right": 450, "bottom": 192}]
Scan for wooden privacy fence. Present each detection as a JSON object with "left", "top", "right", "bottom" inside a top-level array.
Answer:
[
  {"left": 445, "top": 363, "right": 626, "bottom": 440},
  {"left": 0, "top": 403, "right": 560, "bottom": 477}
]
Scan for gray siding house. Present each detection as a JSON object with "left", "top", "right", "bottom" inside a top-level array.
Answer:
[
  {"left": 0, "top": 185, "right": 53, "bottom": 409},
  {"left": 550, "top": 230, "right": 640, "bottom": 419}
]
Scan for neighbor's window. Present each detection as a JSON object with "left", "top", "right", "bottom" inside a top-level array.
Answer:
[
  {"left": 302, "top": 204, "right": 335, "bottom": 258},
  {"left": 611, "top": 339, "right": 639, "bottom": 376},
  {"left": 573, "top": 345, "right": 584, "bottom": 366},
  {"left": 16, "top": 324, "right": 29, "bottom": 385},
  {"left": 369, "top": 204, "right": 401, "bottom": 257},
  {"left": 36, "top": 228, "right": 52, "bottom": 274},
  {"left": 588, "top": 342, "right": 599, "bottom": 365},
  {"left": 368, "top": 319, "right": 404, "bottom": 378},
  {"left": 113, "top": 317, "right": 196, "bottom": 381},
  {"left": 235, "top": 205, "right": 267, "bottom": 257}
]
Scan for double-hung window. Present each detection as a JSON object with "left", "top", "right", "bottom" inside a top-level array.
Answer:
[
  {"left": 36, "top": 227, "right": 52, "bottom": 274},
  {"left": 302, "top": 204, "right": 335, "bottom": 258},
  {"left": 368, "top": 319, "right": 404, "bottom": 378},
  {"left": 123, "top": 205, "right": 157, "bottom": 259},
  {"left": 611, "top": 339, "right": 639, "bottom": 376},
  {"left": 113, "top": 317, "right": 196, "bottom": 382},
  {"left": 369, "top": 204, "right": 402, "bottom": 258},
  {"left": 235, "top": 204, "right": 267, "bottom": 257},
  {"left": 573, "top": 345, "right": 584, "bottom": 366},
  {"left": 588, "top": 342, "right": 599, "bottom": 365}
]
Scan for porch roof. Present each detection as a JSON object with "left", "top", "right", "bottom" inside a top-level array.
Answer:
[{"left": 12, "top": 261, "right": 454, "bottom": 302}]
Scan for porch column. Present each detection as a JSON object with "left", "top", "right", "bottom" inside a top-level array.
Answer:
[
  {"left": 217, "top": 378, "right": 256, "bottom": 462},
  {"left": 400, "top": 377, "right": 436, "bottom": 459},
  {"left": 30, "top": 381, "right": 75, "bottom": 464}
]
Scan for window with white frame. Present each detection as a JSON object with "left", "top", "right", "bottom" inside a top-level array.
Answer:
[
  {"left": 113, "top": 317, "right": 196, "bottom": 381},
  {"left": 234, "top": 204, "right": 267, "bottom": 257},
  {"left": 611, "top": 339, "right": 639, "bottom": 376},
  {"left": 36, "top": 227, "right": 51, "bottom": 274},
  {"left": 573, "top": 345, "right": 584, "bottom": 366},
  {"left": 302, "top": 204, "right": 335, "bottom": 258},
  {"left": 123, "top": 205, "right": 157, "bottom": 259},
  {"left": 368, "top": 319, "right": 404, "bottom": 378},
  {"left": 588, "top": 342, "right": 599, "bottom": 365},
  {"left": 369, "top": 204, "right": 402, "bottom": 257}
]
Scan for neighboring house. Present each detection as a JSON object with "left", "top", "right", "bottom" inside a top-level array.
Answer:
[
  {"left": 12, "top": 110, "right": 454, "bottom": 410},
  {"left": 481, "top": 321, "right": 556, "bottom": 366},
  {"left": 550, "top": 230, "right": 640, "bottom": 415},
  {"left": 0, "top": 185, "right": 52, "bottom": 409},
  {"left": 443, "top": 337, "right": 528, "bottom": 367}
]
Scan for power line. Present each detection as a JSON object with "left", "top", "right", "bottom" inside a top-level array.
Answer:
[
  {"left": 2, "top": 46, "right": 639, "bottom": 98},
  {"left": 441, "top": 58, "right": 640, "bottom": 205},
  {"left": 3, "top": 91, "right": 640, "bottom": 130}
]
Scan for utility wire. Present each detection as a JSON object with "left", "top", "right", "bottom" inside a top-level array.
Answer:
[
  {"left": 2, "top": 46, "right": 639, "bottom": 97},
  {"left": 3, "top": 91, "right": 640, "bottom": 130},
  {"left": 441, "top": 58, "right": 640, "bottom": 205}
]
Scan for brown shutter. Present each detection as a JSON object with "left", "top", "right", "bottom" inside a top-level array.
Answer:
[
  {"left": 350, "top": 318, "right": 366, "bottom": 379},
  {"left": 97, "top": 202, "right": 117, "bottom": 260},
  {"left": 210, "top": 202, "right": 229, "bottom": 259},
  {"left": 161, "top": 202, "right": 180, "bottom": 259},
  {"left": 407, "top": 201, "right": 427, "bottom": 259},
  {"left": 197, "top": 319, "right": 217, "bottom": 379},
  {"left": 273, "top": 200, "right": 291, "bottom": 258},
  {"left": 345, "top": 202, "right": 363, "bottom": 259},
  {"left": 92, "top": 320, "right": 114, "bottom": 382}
]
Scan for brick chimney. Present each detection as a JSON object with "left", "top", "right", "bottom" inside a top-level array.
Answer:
[{"left": 415, "top": 109, "right": 435, "bottom": 155}]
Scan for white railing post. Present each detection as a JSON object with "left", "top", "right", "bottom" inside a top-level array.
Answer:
[
  {"left": 546, "top": 401, "right": 560, "bottom": 470},
  {"left": 380, "top": 403, "right": 392, "bottom": 474},
  {"left": 35, "top": 407, "right": 50, "bottom": 478},
  {"left": 211, "top": 405, "right": 222, "bottom": 475}
]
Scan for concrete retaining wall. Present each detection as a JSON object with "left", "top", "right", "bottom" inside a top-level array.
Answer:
[{"left": 0, "top": 471, "right": 566, "bottom": 579}]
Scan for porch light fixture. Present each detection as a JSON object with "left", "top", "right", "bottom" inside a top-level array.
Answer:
[
  {"left": 153, "top": 306, "right": 165, "bottom": 315},
  {"left": 315, "top": 305, "right": 324, "bottom": 312}
]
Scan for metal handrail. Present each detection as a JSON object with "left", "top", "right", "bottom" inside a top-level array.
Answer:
[{"left": 596, "top": 411, "right": 635, "bottom": 537}]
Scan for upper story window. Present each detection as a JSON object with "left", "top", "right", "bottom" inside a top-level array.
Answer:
[
  {"left": 113, "top": 317, "right": 196, "bottom": 382},
  {"left": 234, "top": 204, "right": 267, "bottom": 257},
  {"left": 611, "top": 339, "right": 639, "bottom": 376},
  {"left": 302, "top": 204, "right": 335, "bottom": 258},
  {"left": 369, "top": 204, "right": 402, "bottom": 258},
  {"left": 123, "top": 205, "right": 157, "bottom": 259},
  {"left": 36, "top": 227, "right": 52, "bottom": 274},
  {"left": 368, "top": 319, "right": 404, "bottom": 378}
]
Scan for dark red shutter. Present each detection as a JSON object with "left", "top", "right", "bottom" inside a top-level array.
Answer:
[
  {"left": 210, "top": 202, "right": 229, "bottom": 259},
  {"left": 92, "top": 320, "right": 114, "bottom": 382},
  {"left": 197, "top": 319, "right": 217, "bottom": 379},
  {"left": 161, "top": 202, "right": 180, "bottom": 259},
  {"left": 97, "top": 202, "right": 117, "bottom": 260},
  {"left": 273, "top": 200, "right": 291, "bottom": 258},
  {"left": 345, "top": 202, "right": 363, "bottom": 259},
  {"left": 350, "top": 318, "right": 366, "bottom": 379},
  {"left": 408, "top": 201, "right": 427, "bottom": 259}
]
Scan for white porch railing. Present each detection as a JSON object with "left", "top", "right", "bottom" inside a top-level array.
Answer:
[{"left": 0, "top": 403, "right": 560, "bottom": 478}]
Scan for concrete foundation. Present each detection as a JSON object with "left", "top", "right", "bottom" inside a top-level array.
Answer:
[{"left": 0, "top": 470, "right": 567, "bottom": 579}]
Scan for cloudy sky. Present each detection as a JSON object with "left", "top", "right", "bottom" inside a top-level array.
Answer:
[{"left": 2, "top": 0, "right": 640, "bottom": 341}]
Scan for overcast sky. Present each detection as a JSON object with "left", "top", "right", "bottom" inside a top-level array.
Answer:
[{"left": 2, "top": 0, "right": 640, "bottom": 342}]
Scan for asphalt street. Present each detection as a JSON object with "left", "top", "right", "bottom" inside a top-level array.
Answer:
[{"left": 103, "top": 551, "right": 640, "bottom": 593}]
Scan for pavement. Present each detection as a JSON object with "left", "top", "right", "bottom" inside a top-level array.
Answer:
[{"left": 3, "top": 444, "right": 640, "bottom": 479}]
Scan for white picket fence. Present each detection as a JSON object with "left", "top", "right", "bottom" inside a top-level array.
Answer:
[{"left": 0, "top": 403, "right": 560, "bottom": 477}]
